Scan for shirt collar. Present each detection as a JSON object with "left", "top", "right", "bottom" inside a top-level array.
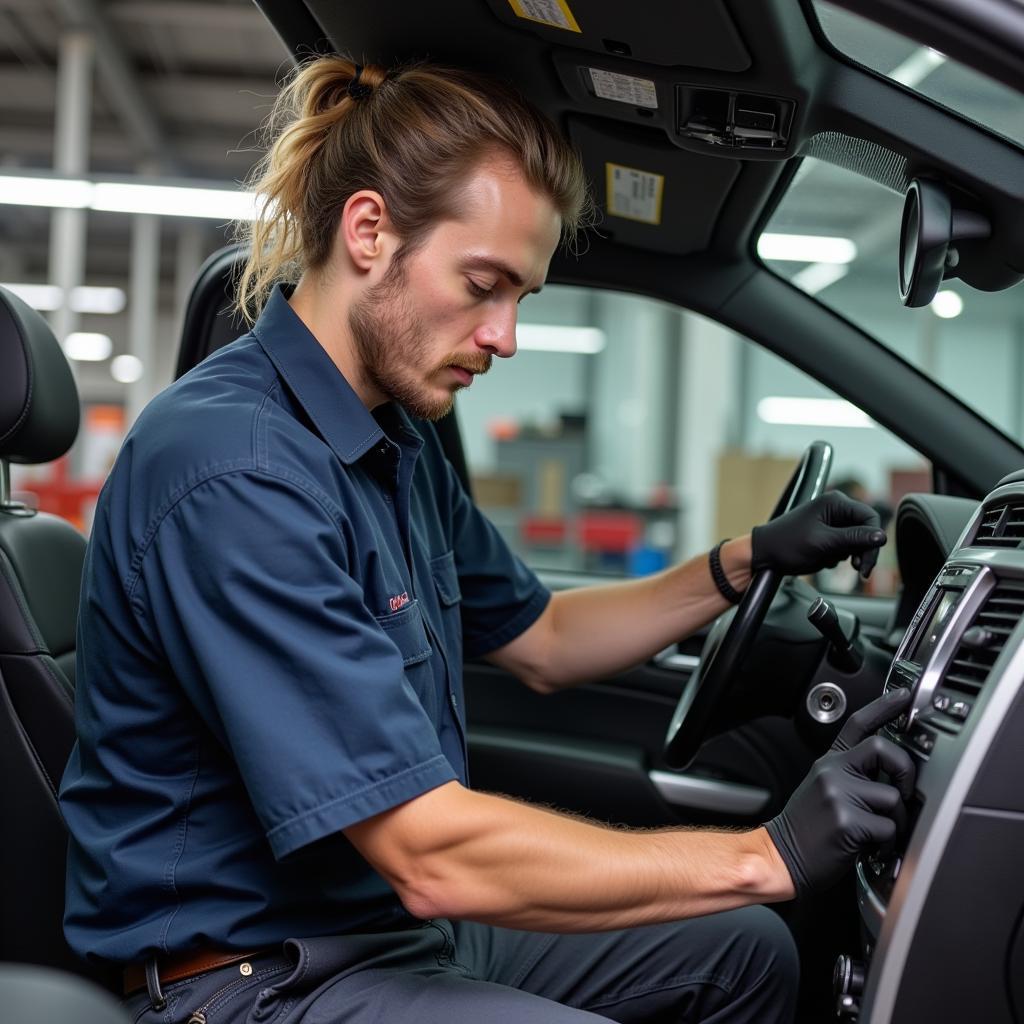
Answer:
[{"left": 251, "top": 284, "right": 421, "bottom": 465}]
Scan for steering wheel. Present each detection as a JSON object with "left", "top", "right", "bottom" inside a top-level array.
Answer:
[{"left": 663, "top": 440, "right": 834, "bottom": 769}]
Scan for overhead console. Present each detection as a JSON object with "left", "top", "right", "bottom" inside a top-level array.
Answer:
[
  {"left": 676, "top": 86, "right": 795, "bottom": 151},
  {"left": 842, "top": 481, "right": 1024, "bottom": 1022}
]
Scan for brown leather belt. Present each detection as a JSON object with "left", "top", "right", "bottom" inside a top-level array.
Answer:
[{"left": 123, "top": 948, "right": 268, "bottom": 996}]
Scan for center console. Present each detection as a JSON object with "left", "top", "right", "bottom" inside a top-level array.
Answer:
[{"left": 846, "top": 483, "right": 1024, "bottom": 1022}]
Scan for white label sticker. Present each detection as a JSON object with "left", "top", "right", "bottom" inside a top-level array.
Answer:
[
  {"left": 588, "top": 68, "right": 658, "bottom": 109},
  {"left": 606, "top": 163, "right": 664, "bottom": 225},
  {"left": 507, "top": 0, "right": 581, "bottom": 33}
]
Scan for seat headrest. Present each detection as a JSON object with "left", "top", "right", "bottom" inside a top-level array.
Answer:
[{"left": 0, "top": 287, "right": 80, "bottom": 465}]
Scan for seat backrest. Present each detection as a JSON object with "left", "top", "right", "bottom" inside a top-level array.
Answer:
[{"left": 0, "top": 287, "right": 96, "bottom": 980}]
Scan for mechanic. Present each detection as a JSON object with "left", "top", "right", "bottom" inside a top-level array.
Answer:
[{"left": 60, "top": 57, "right": 915, "bottom": 1024}]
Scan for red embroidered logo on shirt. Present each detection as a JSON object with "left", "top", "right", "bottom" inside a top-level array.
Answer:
[{"left": 389, "top": 592, "right": 410, "bottom": 612}]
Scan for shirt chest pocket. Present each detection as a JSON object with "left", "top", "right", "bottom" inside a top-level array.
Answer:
[
  {"left": 374, "top": 600, "right": 431, "bottom": 668},
  {"left": 430, "top": 550, "right": 462, "bottom": 609},
  {"left": 429, "top": 550, "right": 463, "bottom": 654}
]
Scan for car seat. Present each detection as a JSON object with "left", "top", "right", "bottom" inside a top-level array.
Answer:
[{"left": 0, "top": 286, "right": 95, "bottom": 980}]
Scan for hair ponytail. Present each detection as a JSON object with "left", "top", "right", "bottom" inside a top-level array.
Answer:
[{"left": 232, "top": 55, "right": 592, "bottom": 326}]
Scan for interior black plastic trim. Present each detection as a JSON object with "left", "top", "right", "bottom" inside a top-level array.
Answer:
[{"left": 252, "top": 0, "right": 329, "bottom": 65}]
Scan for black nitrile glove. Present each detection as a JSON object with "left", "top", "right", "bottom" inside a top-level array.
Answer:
[
  {"left": 750, "top": 490, "right": 886, "bottom": 579},
  {"left": 764, "top": 687, "right": 915, "bottom": 897}
]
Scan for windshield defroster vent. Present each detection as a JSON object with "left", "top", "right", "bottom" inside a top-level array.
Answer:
[
  {"left": 942, "top": 582, "right": 1024, "bottom": 698},
  {"left": 972, "top": 502, "right": 1024, "bottom": 548}
]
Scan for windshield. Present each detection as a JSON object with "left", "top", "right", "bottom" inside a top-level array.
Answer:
[
  {"left": 812, "top": 0, "right": 1024, "bottom": 149},
  {"left": 760, "top": 157, "right": 1024, "bottom": 444}
]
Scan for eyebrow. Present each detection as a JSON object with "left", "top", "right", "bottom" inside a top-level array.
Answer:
[{"left": 463, "top": 256, "right": 544, "bottom": 295}]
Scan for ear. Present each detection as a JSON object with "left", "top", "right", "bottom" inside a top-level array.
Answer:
[{"left": 338, "top": 190, "right": 393, "bottom": 272}]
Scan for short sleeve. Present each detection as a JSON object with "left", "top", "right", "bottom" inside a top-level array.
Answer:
[
  {"left": 444, "top": 461, "right": 551, "bottom": 658},
  {"left": 133, "top": 470, "right": 457, "bottom": 860}
]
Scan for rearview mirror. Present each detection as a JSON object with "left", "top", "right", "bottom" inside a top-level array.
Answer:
[{"left": 899, "top": 179, "right": 990, "bottom": 307}]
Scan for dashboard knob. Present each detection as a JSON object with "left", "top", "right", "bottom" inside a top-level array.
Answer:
[
  {"left": 833, "top": 954, "right": 866, "bottom": 999},
  {"left": 960, "top": 625, "right": 994, "bottom": 649}
]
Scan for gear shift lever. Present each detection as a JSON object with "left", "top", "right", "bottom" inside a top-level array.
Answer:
[{"left": 808, "top": 597, "right": 862, "bottom": 672}]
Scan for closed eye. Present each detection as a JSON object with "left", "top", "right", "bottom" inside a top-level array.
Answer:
[{"left": 467, "top": 280, "right": 494, "bottom": 299}]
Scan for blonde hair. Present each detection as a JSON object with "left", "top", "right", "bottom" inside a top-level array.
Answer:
[{"left": 233, "top": 57, "right": 593, "bottom": 325}]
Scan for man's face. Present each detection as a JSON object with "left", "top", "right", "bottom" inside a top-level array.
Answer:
[{"left": 348, "top": 153, "right": 562, "bottom": 421}]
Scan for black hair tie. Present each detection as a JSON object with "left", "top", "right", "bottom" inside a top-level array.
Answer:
[{"left": 347, "top": 64, "right": 373, "bottom": 101}]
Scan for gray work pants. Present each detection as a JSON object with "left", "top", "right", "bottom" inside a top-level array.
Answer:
[{"left": 125, "top": 905, "right": 798, "bottom": 1024}]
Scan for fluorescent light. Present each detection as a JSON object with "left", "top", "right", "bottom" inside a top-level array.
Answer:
[
  {"left": 70, "top": 285, "right": 126, "bottom": 314},
  {"left": 91, "top": 182, "right": 259, "bottom": 220},
  {"left": 758, "top": 233, "right": 858, "bottom": 264},
  {"left": 931, "top": 289, "right": 963, "bottom": 319},
  {"left": 0, "top": 175, "right": 92, "bottom": 208},
  {"left": 758, "top": 396, "right": 874, "bottom": 428},
  {"left": 63, "top": 332, "right": 112, "bottom": 361},
  {"left": 516, "top": 324, "right": 606, "bottom": 354},
  {"left": 110, "top": 354, "right": 144, "bottom": 383},
  {"left": 790, "top": 263, "right": 849, "bottom": 295},
  {"left": 0, "top": 172, "right": 259, "bottom": 221},
  {"left": 889, "top": 47, "right": 946, "bottom": 88},
  {"left": 1, "top": 283, "right": 63, "bottom": 310},
  {"left": 1, "top": 282, "right": 127, "bottom": 314}
]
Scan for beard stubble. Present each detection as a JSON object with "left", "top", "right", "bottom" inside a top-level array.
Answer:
[{"left": 348, "top": 259, "right": 492, "bottom": 422}]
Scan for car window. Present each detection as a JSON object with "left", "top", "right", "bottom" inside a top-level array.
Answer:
[
  {"left": 812, "top": 0, "right": 1024, "bottom": 150},
  {"left": 458, "top": 284, "right": 927, "bottom": 598},
  {"left": 760, "top": 158, "right": 1024, "bottom": 447}
]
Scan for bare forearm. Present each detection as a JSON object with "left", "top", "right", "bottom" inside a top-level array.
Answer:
[
  {"left": 524, "top": 536, "right": 752, "bottom": 692},
  {"left": 349, "top": 782, "right": 793, "bottom": 930}
]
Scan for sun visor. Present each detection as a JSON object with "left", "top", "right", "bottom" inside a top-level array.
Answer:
[
  {"left": 568, "top": 116, "right": 742, "bottom": 255},
  {"left": 481, "top": 0, "right": 750, "bottom": 71}
]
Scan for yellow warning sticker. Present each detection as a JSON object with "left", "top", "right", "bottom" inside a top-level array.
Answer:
[
  {"left": 606, "top": 163, "right": 664, "bottom": 225},
  {"left": 507, "top": 0, "right": 581, "bottom": 33}
]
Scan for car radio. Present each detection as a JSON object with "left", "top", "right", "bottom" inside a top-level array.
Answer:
[
  {"left": 839, "top": 494, "right": 1024, "bottom": 1022},
  {"left": 882, "top": 563, "right": 993, "bottom": 750}
]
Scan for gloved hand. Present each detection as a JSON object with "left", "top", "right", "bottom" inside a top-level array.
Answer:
[
  {"left": 750, "top": 490, "right": 886, "bottom": 579},
  {"left": 765, "top": 687, "right": 915, "bottom": 897}
]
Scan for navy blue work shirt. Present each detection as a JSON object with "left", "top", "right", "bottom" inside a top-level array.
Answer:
[{"left": 59, "top": 284, "right": 550, "bottom": 963}]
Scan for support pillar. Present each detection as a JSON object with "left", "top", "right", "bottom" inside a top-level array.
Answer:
[
  {"left": 48, "top": 30, "right": 94, "bottom": 352},
  {"left": 127, "top": 213, "right": 160, "bottom": 427},
  {"left": 674, "top": 314, "right": 741, "bottom": 556}
]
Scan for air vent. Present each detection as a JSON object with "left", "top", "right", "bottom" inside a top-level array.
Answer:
[
  {"left": 973, "top": 502, "right": 1024, "bottom": 548},
  {"left": 943, "top": 582, "right": 1024, "bottom": 697}
]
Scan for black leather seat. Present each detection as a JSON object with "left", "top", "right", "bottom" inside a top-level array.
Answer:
[{"left": 0, "top": 286, "right": 94, "bottom": 980}]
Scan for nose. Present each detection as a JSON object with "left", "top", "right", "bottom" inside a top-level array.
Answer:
[{"left": 474, "top": 304, "right": 518, "bottom": 359}]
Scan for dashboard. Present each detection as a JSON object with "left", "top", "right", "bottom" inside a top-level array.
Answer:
[{"left": 847, "top": 481, "right": 1024, "bottom": 1023}]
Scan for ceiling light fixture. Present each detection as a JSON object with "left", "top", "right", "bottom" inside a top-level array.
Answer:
[
  {"left": 758, "top": 233, "right": 858, "bottom": 264},
  {"left": 757, "top": 396, "right": 874, "bottom": 428},
  {"left": 790, "top": 263, "right": 849, "bottom": 295},
  {"left": 1, "top": 175, "right": 93, "bottom": 208},
  {"left": 63, "top": 332, "right": 113, "bottom": 361},
  {"left": 91, "top": 182, "right": 260, "bottom": 220},
  {"left": 0, "top": 172, "right": 260, "bottom": 221},
  {"left": 931, "top": 290, "right": 963, "bottom": 319},
  {"left": 889, "top": 46, "right": 947, "bottom": 88},
  {"left": 110, "top": 354, "right": 144, "bottom": 383},
  {"left": 516, "top": 324, "right": 606, "bottom": 354},
  {"left": 1, "top": 283, "right": 127, "bottom": 314}
]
